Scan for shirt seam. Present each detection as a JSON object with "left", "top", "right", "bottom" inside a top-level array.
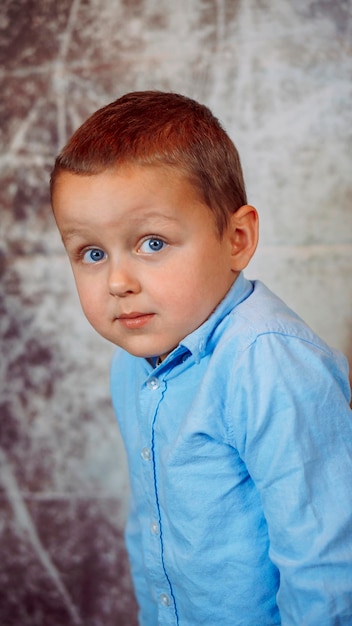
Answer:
[{"left": 224, "top": 328, "right": 336, "bottom": 447}]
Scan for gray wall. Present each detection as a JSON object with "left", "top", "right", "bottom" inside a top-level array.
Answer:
[{"left": 1, "top": 1, "right": 351, "bottom": 624}]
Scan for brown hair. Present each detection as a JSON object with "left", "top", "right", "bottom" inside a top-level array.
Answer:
[{"left": 50, "top": 91, "right": 247, "bottom": 235}]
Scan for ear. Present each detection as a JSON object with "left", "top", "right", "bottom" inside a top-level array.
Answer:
[{"left": 227, "top": 205, "right": 259, "bottom": 272}]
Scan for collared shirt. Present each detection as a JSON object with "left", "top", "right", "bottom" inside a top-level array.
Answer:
[{"left": 110, "top": 272, "right": 352, "bottom": 626}]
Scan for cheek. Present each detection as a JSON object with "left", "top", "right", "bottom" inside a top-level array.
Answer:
[
  {"left": 178, "top": 258, "right": 231, "bottom": 312},
  {"left": 160, "top": 271, "right": 207, "bottom": 314},
  {"left": 74, "top": 278, "right": 103, "bottom": 322}
]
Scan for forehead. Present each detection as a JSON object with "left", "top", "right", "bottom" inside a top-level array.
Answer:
[{"left": 51, "top": 164, "right": 215, "bottom": 235}]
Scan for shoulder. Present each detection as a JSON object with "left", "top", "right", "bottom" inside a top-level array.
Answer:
[
  {"left": 215, "top": 282, "right": 351, "bottom": 464},
  {"left": 222, "top": 280, "right": 341, "bottom": 358},
  {"left": 213, "top": 280, "right": 350, "bottom": 405}
]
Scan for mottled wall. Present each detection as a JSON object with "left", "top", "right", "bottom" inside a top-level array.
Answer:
[{"left": 1, "top": 1, "right": 351, "bottom": 625}]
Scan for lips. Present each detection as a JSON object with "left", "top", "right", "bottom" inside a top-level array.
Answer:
[{"left": 116, "top": 312, "right": 155, "bottom": 329}]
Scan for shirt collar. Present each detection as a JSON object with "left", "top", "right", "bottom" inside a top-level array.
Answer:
[{"left": 177, "top": 272, "right": 254, "bottom": 364}]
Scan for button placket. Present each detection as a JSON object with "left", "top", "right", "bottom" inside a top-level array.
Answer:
[{"left": 141, "top": 373, "right": 176, "bottom": 619}]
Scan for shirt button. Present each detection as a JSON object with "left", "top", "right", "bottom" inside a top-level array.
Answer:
[
  {"left": 141, "top": 447, "right": 151, "bottom": 461},
  {"left": 159, "top": 593, "right": 171, "bottom": 607},
  {"left": 150, "top": 520, "right": 159, "bottom": 535},
  {"left": 146, "top": 377, "right": 160, "bottom": 390}
]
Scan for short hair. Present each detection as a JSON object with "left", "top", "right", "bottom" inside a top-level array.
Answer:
[{"left": 50, "top": 91, "right": 247, "bottom": 235}]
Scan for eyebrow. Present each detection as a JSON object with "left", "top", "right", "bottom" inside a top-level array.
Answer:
[
  {"left": 60, "top": 211, "right": 180, "bottom": 242},
  {"left": 60, "top": 228, "right": 89, "bottom": 242},
  {"left": 128, "top": 210, "right": 180, "bottom": 224}
]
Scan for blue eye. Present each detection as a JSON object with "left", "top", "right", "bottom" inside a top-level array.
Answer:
[
  {"left": 83, "top": 248, "right": 105, "bottom": 263},
  {"left": 140, "top": 238, "right": 166, "bottom": 253}
]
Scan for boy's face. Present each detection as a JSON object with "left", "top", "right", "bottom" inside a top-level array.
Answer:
[{"left": 52, "top": 164, "right": 241, "bottom": 360}]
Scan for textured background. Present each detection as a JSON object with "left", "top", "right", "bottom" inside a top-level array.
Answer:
[{"left": 1, "top": 1, "right": 351, "bottom": 625}]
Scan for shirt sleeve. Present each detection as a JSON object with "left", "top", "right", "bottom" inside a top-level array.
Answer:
[{"left": 228, "top": 332, "right": 352, "bottom": 625}]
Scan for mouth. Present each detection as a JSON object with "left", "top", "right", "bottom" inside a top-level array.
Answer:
[{"left": 116, "top": 312, "right": 155, "bottom": 329}]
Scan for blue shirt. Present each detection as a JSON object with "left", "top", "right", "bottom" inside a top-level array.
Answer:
[{"left": 110, "top": 273, "right": 352, "bottom": 626}]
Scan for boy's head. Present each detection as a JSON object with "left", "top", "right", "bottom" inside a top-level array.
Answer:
[
  {"left": 51, "top": 91, "right": 247, "bottom": 237},
  {"left": 51, "top": 92, "right": 258, "bottom": 360}
]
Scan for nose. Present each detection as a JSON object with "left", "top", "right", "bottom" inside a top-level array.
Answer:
[{"left": 108, "top": 258, "right": 141, "bottom": 297}]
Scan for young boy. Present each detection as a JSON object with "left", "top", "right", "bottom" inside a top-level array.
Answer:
[{"left": 50, "top": 91, "right": 352, "bottom": 625}]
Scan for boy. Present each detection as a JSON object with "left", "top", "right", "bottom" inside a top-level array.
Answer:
[{"left": 51, "top": 91, "right": 352, "bottom": 625}]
